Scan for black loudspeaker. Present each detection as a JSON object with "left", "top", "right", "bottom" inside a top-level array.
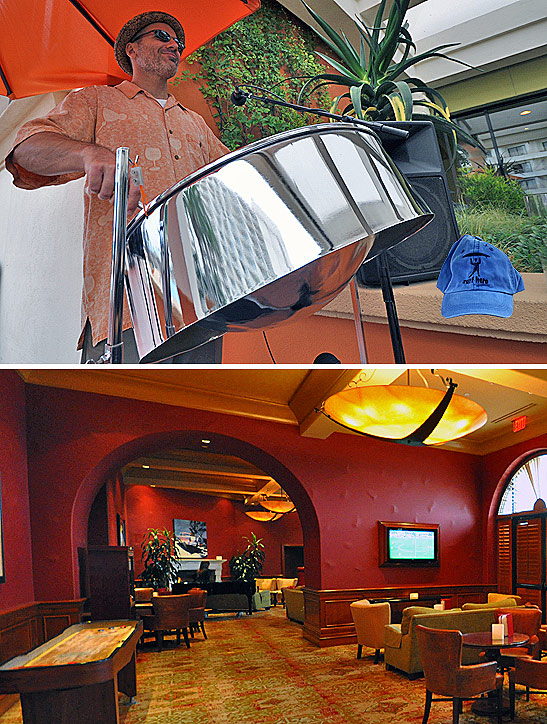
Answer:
[{"left": 357, "top": 121, "right": 459, "bottom": 286}]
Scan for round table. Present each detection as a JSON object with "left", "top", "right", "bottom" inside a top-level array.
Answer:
[{"left": 462, "top": 632, "right": 530, "bottom": 717}]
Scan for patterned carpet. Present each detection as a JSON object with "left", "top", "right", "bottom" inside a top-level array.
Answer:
[{"left": 2, "top": 607, "right": 547, "bottom": 723}]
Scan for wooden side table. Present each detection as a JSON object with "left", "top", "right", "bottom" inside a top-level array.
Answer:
[{"left": 462, "top": 631, "right": 530, "bottom": 717}]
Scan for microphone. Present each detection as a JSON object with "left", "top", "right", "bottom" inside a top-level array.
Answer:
[{"left": 230, "top": 87, "right": 248, "bottom": 106}]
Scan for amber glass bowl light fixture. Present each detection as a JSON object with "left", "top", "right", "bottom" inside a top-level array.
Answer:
[
  {"left": 243, "top": 503, "right": 284, "bottom": 522},
  {"left": 260, "top": 495, "right": 296, "bottom": 514},
  {"left": 322, "top": 374, "right": 487, "bottom": 446}
]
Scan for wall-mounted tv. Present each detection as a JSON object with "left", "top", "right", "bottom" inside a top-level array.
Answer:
[{"left": 378, "top": 521, "right": 440, "bottom": 567}]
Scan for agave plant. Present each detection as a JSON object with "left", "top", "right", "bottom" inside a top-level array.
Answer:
[{"left": 298, "top": 0, "right": 483, "bottom": 154}]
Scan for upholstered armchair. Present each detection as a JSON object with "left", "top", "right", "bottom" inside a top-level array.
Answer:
[
  {"left": 508, "top": 656, "right": 547, "bottom": 719},
  {"left": 495, "top": 606, "right": 542, "bottom": 663},
  {"left": 134, "top": 587, "right": 154, "bottom": 602},
  {"left": 349, "top": 599, "right": 390, "bottom": 663},
  {"left": 416, "top": 625, "right": 503, "bottom": 724},
  {"left": 271, "top": 578, "right": 298, "bottom": 607},
  {"left": 187, "top": 588, "right": 207, "bottom": 640},
  {"left": 284, "top": 586, "right": 305, "bottom": 623},
  {"left": 141, "top": 593, "right": 192, "bottom": 652},
  {"left": 487, "top": 593, "right": 522, "bottom": 605}
]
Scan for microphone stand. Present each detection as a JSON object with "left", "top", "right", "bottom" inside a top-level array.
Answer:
[{"left": 231, "top": 87, "right": 409, "bottom": 140}]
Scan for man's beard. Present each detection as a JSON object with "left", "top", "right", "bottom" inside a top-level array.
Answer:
[{"left": 135, "top": 50, "right": 179, "bottom": 80}]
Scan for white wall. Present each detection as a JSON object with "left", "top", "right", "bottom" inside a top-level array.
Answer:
[{"left": 0, "top": 94, "right": 83, "bottom": 364}]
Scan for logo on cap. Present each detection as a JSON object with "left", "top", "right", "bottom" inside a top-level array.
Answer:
[{"left": 437, "top": 235, "right": 524, "bottom": 318}]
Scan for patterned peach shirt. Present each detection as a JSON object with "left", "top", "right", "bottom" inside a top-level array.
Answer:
[{"left": 6, "top": 81, "right": 229, "bottom": 347}]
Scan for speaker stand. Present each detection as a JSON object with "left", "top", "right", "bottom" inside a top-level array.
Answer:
[{"left": 377, "top": 252, "right": 406, "bottom": 363}]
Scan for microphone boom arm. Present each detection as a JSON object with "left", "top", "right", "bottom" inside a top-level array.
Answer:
[{"left": 231, "top": 87, "right": 409, "bottom": 139}]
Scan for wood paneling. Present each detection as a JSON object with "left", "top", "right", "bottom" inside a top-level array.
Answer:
[
  {"left": 0, "top": 600, "right": 85, "bottom": 716},
  {"left": 302, "top": 584, "right": 494, "bottom": 647}
]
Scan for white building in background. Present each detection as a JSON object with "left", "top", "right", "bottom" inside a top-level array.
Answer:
[{"left": 286, "top": 0, "right": 547, "bottom": 201}]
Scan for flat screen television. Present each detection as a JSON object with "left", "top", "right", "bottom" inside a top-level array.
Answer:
[{"left": 378, "top": 521, "right": 440, "bottom": 567}]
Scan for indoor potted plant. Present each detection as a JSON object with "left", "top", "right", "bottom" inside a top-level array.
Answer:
[
  {"left": 229, "top": 533, "right": 266, "bottom": 582},
  {"left": 140, "top": 528, "right": 182, "bottom": 591}
]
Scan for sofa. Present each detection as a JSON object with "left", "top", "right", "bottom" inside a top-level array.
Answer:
[
  {"left": 284, "top": 586, "right": 305, "bottom": 623},
  {"left": 253, "top": 589, "right": 271, "bottom": 611},
  {"left": 256, "top": 577, "right": 298, "bottom": 605},
  {"left": 384, "top": 604, "right": 524, "bottom": 676}
]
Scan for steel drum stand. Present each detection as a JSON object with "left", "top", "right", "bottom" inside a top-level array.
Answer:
[{"left": 93, "top": 147, "right": 129, "bottom": 364}]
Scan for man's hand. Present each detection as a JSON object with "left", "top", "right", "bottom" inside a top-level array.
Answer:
[
  {"left": 12, "top": 133, "right": 142, "bottom": 218},
  {"left": 81, "top": 145, "right": 142, "bottom": 218}
]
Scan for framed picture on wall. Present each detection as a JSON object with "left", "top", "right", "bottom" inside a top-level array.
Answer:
[
  {"left": 173, "top": 519, "right": 207, "bottom": 557},
  {"left": 0, "top": 475, "right": 5, "bottom": 583},
  {"left": 116, "top": 513, "right": 127, "bottom": 547}
]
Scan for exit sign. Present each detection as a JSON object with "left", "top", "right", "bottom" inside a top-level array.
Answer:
[{"left": 513, "top": 416, "right": 527, "bottom": 432}]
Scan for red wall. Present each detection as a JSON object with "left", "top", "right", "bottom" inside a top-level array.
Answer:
[
  {"left": 22, "top": 381, "right": 492, "bottom": 601},
  {"left": 0, "top": 372, "right": 34, "bottom": 609},
  {"left": 125, "top": 486, "right": 303, "bottom": 578}
]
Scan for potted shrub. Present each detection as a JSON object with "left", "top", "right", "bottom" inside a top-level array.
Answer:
[
  {"left": 140, "top": 528, "right": 182, "bottom": 591},
  {"left": 297, "top": 0, "right": 481, "bottom": 159},
  {"left": 229, "top": 533, "right": 266, "bottom": 582}
]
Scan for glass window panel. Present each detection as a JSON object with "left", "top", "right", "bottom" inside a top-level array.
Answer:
[{"left": 498, "top": 453, "right": 547, "bottom": 515}]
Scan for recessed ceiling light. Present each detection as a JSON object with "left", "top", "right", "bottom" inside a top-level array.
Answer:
[
  {"left": 142, "top": 464, "right": 150, "bottom": 468},
  {"left": 520, "top": 110, "right": 531, "bottom": 115}
]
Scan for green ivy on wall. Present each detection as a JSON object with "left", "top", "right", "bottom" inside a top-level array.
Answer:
[{"left": 172, "top": 0, "right": 331, "bottom": 150}]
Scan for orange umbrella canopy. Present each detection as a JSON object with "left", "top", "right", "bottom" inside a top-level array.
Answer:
[{"left": 0, "top": 0, "right": 260, "bottom": 98}]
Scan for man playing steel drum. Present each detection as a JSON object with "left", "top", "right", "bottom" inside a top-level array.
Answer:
[{"left": 6, "top": 11, "right": 229, "bottom": 363}]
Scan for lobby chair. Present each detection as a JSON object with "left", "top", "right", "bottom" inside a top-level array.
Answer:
[
  {"left": 416, "top": 625, "right": 503, "bottom": 724},
  {"left": 496, "top": 607, "right": 542, "bottom": 664},
  {"left": 187, "top": 588, "right": 207, "bottom": 639},
  {"left": 141, "top": 593, "right": 192, "bottom": 652},
  {"left": 509, "top": 657, "right": 547, "bottom": 719},
  {"left": 349, "top": 599, "right": 390, "bottom": 663},
  {"left": 487, "top": 593, "right": 522, "bottom": 605},
  {"left": 539, "top": 626, "right": 547, "bottom": 658},
  {"left": 134, "top": 587, "right": 154, "bottom": 602}
]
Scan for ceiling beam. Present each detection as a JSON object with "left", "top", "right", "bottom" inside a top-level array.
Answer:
[
  {"left": 444, "top": 368, "right": 547, "bottom": 399},
  {"left": 17, "top": 370, "right": 299, "bottom": 426}
]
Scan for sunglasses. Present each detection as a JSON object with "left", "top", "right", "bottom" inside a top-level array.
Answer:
[{"left": 131, "top": 28, "right": 185, "bottom": 54}]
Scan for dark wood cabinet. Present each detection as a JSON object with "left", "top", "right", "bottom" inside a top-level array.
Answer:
[{"left": 79, "top": 546, "right": 134, "bottom": 621}]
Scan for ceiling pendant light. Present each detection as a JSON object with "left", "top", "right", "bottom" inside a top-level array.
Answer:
[
  {"left": 260, "top": 494, "right": 296, "bottom": 514},
  {"left": 320, "top": 370, "right": 487, "bottom": 446},
  {"left": 243, "top": 502, "right": 284, "bottom": 522}
]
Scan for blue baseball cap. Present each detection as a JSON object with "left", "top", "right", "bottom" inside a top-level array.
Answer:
[{"left": 437, "top": 235, "right": 525, "bottom": 318}]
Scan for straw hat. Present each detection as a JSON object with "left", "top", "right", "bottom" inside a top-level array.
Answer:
[{"left": 114, "top": 11, "right": 185, "bottom": 75}]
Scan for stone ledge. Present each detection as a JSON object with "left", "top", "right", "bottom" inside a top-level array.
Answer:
[{"left": 319, "top": 273, "right": 547, "bottom": 345}]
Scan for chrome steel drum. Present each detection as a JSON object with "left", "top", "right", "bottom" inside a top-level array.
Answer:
[{"left": 125, "top": 122, "right": 432, "bottom": 363}]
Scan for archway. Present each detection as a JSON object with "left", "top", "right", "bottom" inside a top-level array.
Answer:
[{"left": 71, "top": 429, "right": 321, "bottom": 596}]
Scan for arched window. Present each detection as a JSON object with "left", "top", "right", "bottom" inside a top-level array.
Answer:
[{"left": 498, "top": 452, "right": 547, "bottom": 515}]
